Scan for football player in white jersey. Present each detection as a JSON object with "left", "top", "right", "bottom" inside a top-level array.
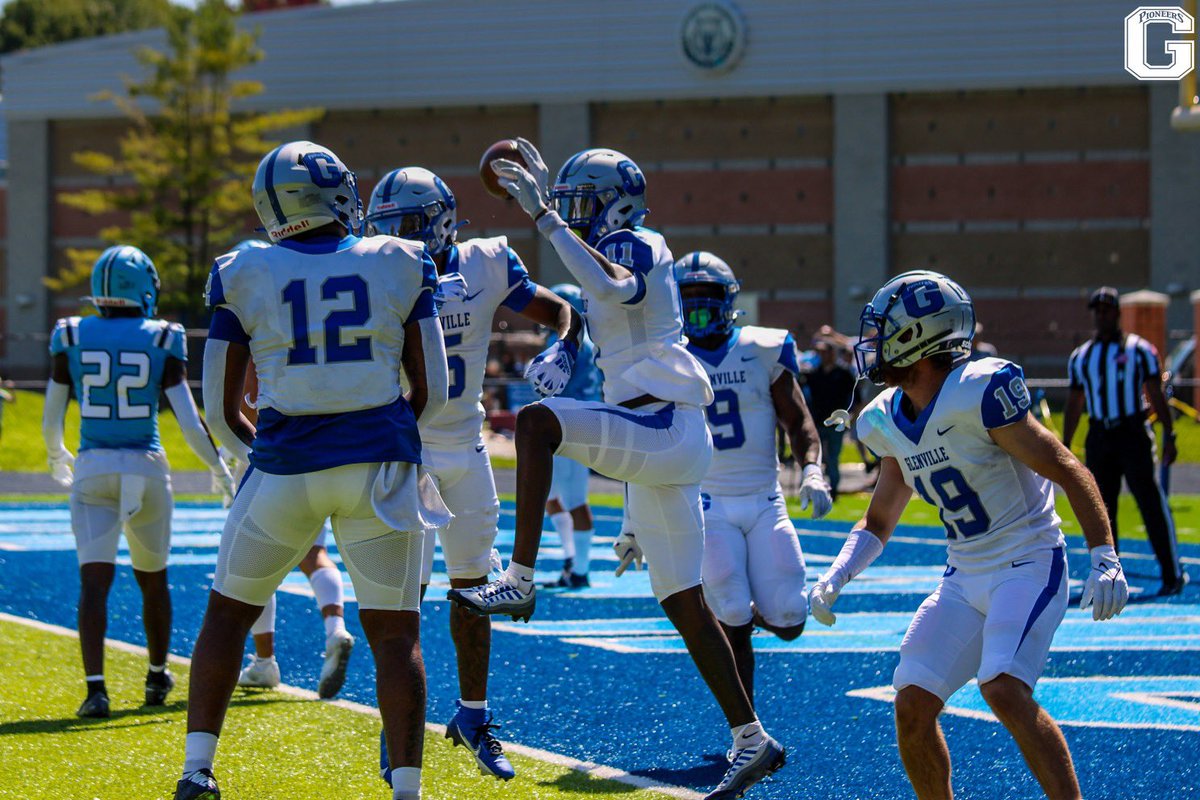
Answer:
[
  {"left": 366, "top": 165, "right": 580, "bottom": 783},
  {"left": 42, "top": 246, "right": 234, "bottom": 719},
  {"left": 809, "top": 271, "right": 1129, "bottom": 799},
  {"left": 175, "top": 142, "right": 449, "bottom": 800},
  {"left": 675, "top": 252, "right": 831, "bottom": 707},
  {"left": 219, "top": 239, "right": 357, "bottom": 700},
  {"left": 450, "top": 143, "right": 787, "bottom": 800}
]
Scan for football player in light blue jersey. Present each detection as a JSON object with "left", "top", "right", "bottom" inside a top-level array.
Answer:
[
  {"left": 450, "top": 143, "right": 786, "bottom": 800},
  {"left": 223, "top": 239, "right": 359, "bottom": 701},
  {"left": 42, "top": 245, "right": 234, "bottom": 720},
  {"left": 809, "top": 271, "right": 1129, "bottom": 799},
  {"left": 676, "top": 252, "right": 830, "bottom": 707},
  {"left": 176, "top": 142, "right": 449, "bottom": 800},
  {"left": 366, "top": 164, "right": 580, "bottom": 784},
  {"left": 542, "top": 283, "right": 602, "bottom": 590}
]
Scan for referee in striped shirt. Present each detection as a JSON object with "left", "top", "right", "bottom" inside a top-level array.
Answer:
[{"left": 1063, "top": 287, "right": 1185, "bottom": 596}]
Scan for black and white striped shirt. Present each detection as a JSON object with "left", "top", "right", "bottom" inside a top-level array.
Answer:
[{"left": 1067, "top": 334, "right": 1161, "bottom": 424}]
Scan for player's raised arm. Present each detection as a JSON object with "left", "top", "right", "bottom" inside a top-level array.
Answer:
[
  {"left": 989, "top": 414, "right": 1128, "bottom": 620},
  {"left": 161, "top": 356, "right": 233, "bottom": 501},
  {"left": 808, "top": 457, "right": 911, "bottom": 625},
  {"left": 770, "top": 369, "right": 830, "bottom": 518},
  {"left": 490, "top": 156, "right": 645, "bottom": 305}
]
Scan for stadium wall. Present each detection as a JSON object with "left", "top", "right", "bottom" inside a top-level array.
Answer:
[{"left": 2, "top": 0, "right": 1198, "bottom": 378}]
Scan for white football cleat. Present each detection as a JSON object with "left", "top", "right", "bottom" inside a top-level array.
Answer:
[
  {"left": 318, "top": 628, "right": 355, "bottom": 699},
  {"left": 237, "top": 657, "right": 280, "bottom": 689}
]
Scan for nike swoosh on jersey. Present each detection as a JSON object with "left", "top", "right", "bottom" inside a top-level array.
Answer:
[
  {"left": 463, "top": 289, "right": 484, "bottom": 302},
  {"left": 937, "top": 425, "right": 955, "bottom": 435},
  {"left": 475, "top": 444, "right": 486, "bottom": 452},
  {"left": 767, "top": 495, "right": 781, "bottom": 502},
  {"left": 741, "top": 356, "right": 756, "bottom": 362},
  {"left": 1011, "top": 560, "right": 1035, "bottom": 568}
]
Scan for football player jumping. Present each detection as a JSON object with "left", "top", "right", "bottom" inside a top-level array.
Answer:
[
  {"left": 676, "top": 252, "right": 831, "bottom": 706},
  {"left": 175, "top": 142, "right": 449, "bottom": 800},
  {"left": 449, "top": 142, "right": 787, "bottom": 800},
  {"left": 810, "top": 270, "right": 1129, "bottom": 799},
  {"left": 366, "top": 165, "right": 581, "bottom": 784},
  {"left": 43, "top": 246, "right": 234, "bottom": 719}
]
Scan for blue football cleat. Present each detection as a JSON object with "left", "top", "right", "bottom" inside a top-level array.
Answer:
[
  {"left": 704, "top": 736, "right": 785, "bottom": 799},
  {"left": 174, "top": 769, "right": 220, "bottom": 800},
  {"left": 445, "top": 702, "right": 516, "bottom": 781},
  {"left": 447, "top": 580, "right": 535, "bottom": 622}
]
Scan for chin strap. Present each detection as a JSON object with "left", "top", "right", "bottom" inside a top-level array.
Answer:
[{"left": 824, "top": 374, "right": 866, "bottom": 433}]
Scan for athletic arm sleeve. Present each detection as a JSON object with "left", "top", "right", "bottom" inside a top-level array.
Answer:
[
  {"left": 202, "top": 339, "right": 251, "bottom": 462},
  {"left": 42, "top": 379, "right": 70, "bottom": 455},
  {"left": 164, "top": 380, "right": 224, "bottom": 471},
  {"left": 418, "top": 315, "right": 448, "bottom": 421},
  {"left": 539, "top": 215, "right": 643, "bottom": 305}
]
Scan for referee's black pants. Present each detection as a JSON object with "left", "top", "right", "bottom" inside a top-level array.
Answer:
[{"left": 1085, "top": 419, "right": 1181, "bottom": 582}]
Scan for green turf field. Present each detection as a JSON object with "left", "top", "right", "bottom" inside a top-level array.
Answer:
[{"left": 0, "top": 616, "right": 677, "bottom": 800}]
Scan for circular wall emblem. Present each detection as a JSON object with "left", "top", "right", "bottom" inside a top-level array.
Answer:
[{"left": 680, "top": 1, "right": 747, "bottom": 74}]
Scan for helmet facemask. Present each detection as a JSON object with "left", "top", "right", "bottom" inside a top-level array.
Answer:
[
  {"left": 367, "top": 198, "right": 456, "bottom": 255},
  {"left": 679, "top": 282, "right": 738, "bottom": 340}
]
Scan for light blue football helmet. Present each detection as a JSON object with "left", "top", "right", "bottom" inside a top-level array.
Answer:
[
  {"left": 365, "top": 167, "right": 458, "bottom": 255},
  {"left": 673, "top": 251, "right": 741, "bottom": 339},
  {"left": 88, "top": 245, "right": 160, "bottom": 317},
  {"left": 550, "top": 149, "right": 647, "bottom": 245},
  {"left": 252, "top": 141, "right": 362, "bottom": 242},
  {"left": 855, "top": 270, "right": 975, "bottom": 384},
  {"left": 549, "top": 283, "right": 585, "bottom": 315},
  {"left": 230, "top": 238, "right": 270, "bottom": 254}
]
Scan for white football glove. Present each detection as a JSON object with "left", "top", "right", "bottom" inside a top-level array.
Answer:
[
  {"left": 1080, "top": 545, "right": 1129, "bottom": 621},
  {"left": 211, "top": 463, "right": 236, "bottom": 508},
  {"left": 824, "top": 409, "right": 851, "bottom": 433},
  {"left": 47, "top": 448, "right": 75, "bottom": 488},
  {"left": 524, "top": 339, "right": 577, "bottom": 398},
  {"left": 799, "top": 463, "right": 833, "bottom": 519},
  {"left": 808, "top": 574, "right": 844, "bottom": 627},
  {"left": 492, "top": 159, "right": 548, "bottom": 220},
  {"left": 515, "top": 137, "right": 549, "bottom": 199},
  {"left": 434, "top": 272, "right": 469, "bottom": 305},
  {"left": 613, "top": 531, "right": 644, "bottom": 577}
]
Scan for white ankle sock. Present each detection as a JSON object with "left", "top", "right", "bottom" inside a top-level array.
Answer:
[
  {"left": 503, "top": 562, "right": 535, "bottom": 594},
  {"left": 392, "top": 766, "right": 421, "bottom": 799},
  {"left": 459, "top": 698, "right": 487, "bottom": 710},
  {"left": 310, "top": 565, "right": 344, "bottom": 612},
  {"left": 731, "top": 720, "right": 766, "bottom": 750},
  {"left": 572, "top": 527, "right": 594, "bottom": 575},
  {"left": 550, "top": 512, "right": 575, "bottom": 558},
  {"left": 324, "top": 614, "right": 346, "bottom": 638},
  {"left": 183, "top": 731, "right": 219, "bottom": 774},
  {"left": 148, "top": 663, "right": 166, "bottom": 673}
]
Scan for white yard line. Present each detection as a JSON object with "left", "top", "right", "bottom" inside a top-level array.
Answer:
[{"left": 0, "top": 611, "right": 702, "bottom": 800}]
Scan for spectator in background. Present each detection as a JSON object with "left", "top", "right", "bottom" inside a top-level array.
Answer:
[
  {"left": 805, "top": 334, "right": 857, "bottom": 498},
  {"left": 971, "top": 322, "right": 998, "bottom": 360}
]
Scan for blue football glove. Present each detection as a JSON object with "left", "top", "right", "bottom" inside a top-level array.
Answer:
[{"left": 525, "top": 339, "right": 577, "bottom": 398}]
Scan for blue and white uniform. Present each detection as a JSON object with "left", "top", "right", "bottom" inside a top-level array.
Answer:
[
  {"left": 415, "top": 237, "right": 538, "bottom": 583},
  {"left": 542, "top": 227, "right": 715, "bottom": 601},
  {"left": 51, "top": 316, "right": 186, "bottom": 570},
  {"left": 205, "top": 234, "right": 446, "bottom": 611},
  {"left": 687, "top": 325, "right": 809, "bottom": 628},
  {"left": 549, "top": 324, "right": 602, "bottom": 512},
  {"left": 856, "top": 357, "right": 1067, "bottom": 700}
]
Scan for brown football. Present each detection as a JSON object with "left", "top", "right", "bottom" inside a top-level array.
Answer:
[{"left": 479, "top": 139, "right": 528, "bottom": 200}]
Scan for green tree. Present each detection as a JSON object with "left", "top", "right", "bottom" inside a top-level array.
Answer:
[
  {"left": 0, "top": 0, "right": 171, "bottom": 55},
  {"left": 52, "top": 0, "right": 323, "bottom": 321}
]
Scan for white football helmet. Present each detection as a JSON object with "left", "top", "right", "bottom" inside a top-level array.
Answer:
[
  {"left": 550, "top": 148, "right": 647, "bottom": 245},
  {"left": 252, "top": 141, "right": 362, "bottom": 242},
  {"left": 365, "top": 167, "right": 458, "bottom": 255},
  {"left": 855, "top": 270, "right": 975, "bottom": 383}
]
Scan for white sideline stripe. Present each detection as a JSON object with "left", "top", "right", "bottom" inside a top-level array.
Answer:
[{"left": 0, "top": 612, "right": 702, "bottom": 800}]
